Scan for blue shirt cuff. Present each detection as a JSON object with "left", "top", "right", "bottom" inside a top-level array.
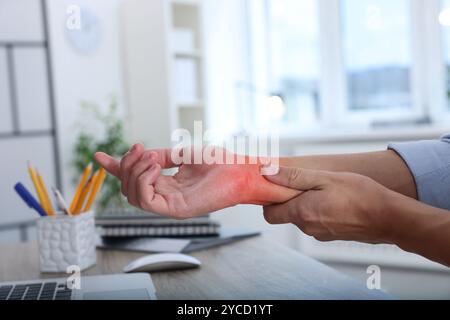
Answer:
[{"left": 388, "top": 136, "right": 450, "bottom": 210}]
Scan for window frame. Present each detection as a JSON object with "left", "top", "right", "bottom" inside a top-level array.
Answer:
[
  {"left": 335, "top": 0, "right": 425, "bottom": 125},
  {"left": 244, "top": 0, "right": 450, "bottom": 136}
]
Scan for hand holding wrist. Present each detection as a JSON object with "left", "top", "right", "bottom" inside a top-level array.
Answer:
[{"left": 263, "top": 167, "right": 414, "bottom": 244}]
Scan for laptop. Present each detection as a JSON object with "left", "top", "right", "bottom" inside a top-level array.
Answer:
[{"left": 0, "top": 273, "right": 157, "bottom": 300}]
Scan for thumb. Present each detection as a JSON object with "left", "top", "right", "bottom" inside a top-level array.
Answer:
[
  {"left": 264, "top": 166, "right": 329, "bottom": 190},
  {"left": 94, "top": 152, "right": 121, "bottom": 178}
]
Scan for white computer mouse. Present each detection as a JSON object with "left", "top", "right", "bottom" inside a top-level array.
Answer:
[{"left": 123, "top": 253, "right": 201, "bottom": 273}]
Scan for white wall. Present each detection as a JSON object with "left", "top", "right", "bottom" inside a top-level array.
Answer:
[{"left": 47, "top": 0, "right": 126, "bottom": 196}]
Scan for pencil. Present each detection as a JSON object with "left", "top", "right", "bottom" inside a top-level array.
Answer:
[
  {"left": 83, "top": 168, "right": 107, "bottom": 212},
  {"left": 52, "top": 187, "right": 71, "bottom": 216},
  {"left": 27, "top": 162, "right": 48, "bottom": 215},
  {"left": 70, "top": 163, "right": 93, "bottom": 213},
  {"left": 73, "top": 171, "right": 97, "bottom": 215},
  {"left": 36, "top": 170, "right": 56, "bottom": 216}
]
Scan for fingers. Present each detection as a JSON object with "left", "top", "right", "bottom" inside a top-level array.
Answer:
[
  {"left": 119, "top": 146, "right": 212, "bottom": 170},
  {"left": 94, "top": 152, "right": 120, "bottom": 178},
  {"left": 263, "top": 193, "right": 334, "bottom": 242},
  {"left": 120, "top": 143, "right": 145, "bottom": 196},
  {"left": 96, "top": 143, "right": 182, "bottom": 204},
  {"left": 127, "top": 151, "right": 158, "bottom": 206},
  {"left": 154, "top": 148, "right": 183, "bottom": 168},
  {"left": 263, "top": 167, "right": 330, "bottom": 191},
  {"left": 135, "top": 164, "right": 169, "bottom": 214},
  {"left": 127, "top": 148, "right": 183, "bottom": 169},
  {"left": 263, "top": 201, "right": 295, "bottom": 225}
]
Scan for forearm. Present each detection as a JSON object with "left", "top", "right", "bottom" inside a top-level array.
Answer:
[
  {"left": 279, "top": 150, "right": 417, "bottom": 199},
  {"left": 385, "top": 191, "right": 450, "bottom": 267}
]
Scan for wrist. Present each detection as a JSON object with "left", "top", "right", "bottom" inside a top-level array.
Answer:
[
  {"left": 232, "top": 161, "right": 300, "bottom": 206},
  {"left": 380, "top": 189, "right": 428, "bottom": 249},
  {"left": 378, "top": 190, "right": 407, "bottom": 244},
  {"left": 379, "top": 189, "right": 450, "bottom": 266}
]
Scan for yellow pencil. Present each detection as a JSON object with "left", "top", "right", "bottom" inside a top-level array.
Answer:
[
  {"left": 36, "top": 170, "right": 55, "bottom": 216},
  {"left": 73, "top": 171, "right": 97, "bottom": 215},
  {"left": 83, "top": 168, "right": 107, "bottom": 212},
  {"left": 70, "top": 163, "right": 93, "bottom": 213},
  {"left": 27, "top": 162, "right": 48, "bottom": 215}
]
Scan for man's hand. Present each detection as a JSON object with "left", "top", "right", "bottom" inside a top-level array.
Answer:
[
  {"left": 94, "top": 144, "right": 300, "bottom": 219},
  {"left": 263, "top": 167, "right": 397, "bottom": 243}
]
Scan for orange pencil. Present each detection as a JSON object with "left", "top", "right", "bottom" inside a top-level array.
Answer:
[
  {"left": 73, "top": 171, "right": 97, "bottom": 215},
  {"left": 36, "top": 169, "right": 56, "bottom": 216},
  {"left": 83, "top": 168, "right": 107, "bottom": 212},
  {"left": 70, "top": 163, "right": 93, "bottom": 213},
  {"left": 27, "top": 162, "right": 48, "bottom": 215}
]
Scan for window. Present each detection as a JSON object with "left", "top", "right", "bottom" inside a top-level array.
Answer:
[
  {"left": 268, "top": 0, "right": 320, "bottom": 127},
  {"left": 342, "top": 0, "right": 413, "bottom": 111},
  {"left": 241, "top": 0, "right": 450, "bottom": 135}
]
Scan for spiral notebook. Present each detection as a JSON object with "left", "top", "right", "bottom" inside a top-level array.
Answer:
[{"left": 95, "top": 212, "right": 220, "bottom": 238}]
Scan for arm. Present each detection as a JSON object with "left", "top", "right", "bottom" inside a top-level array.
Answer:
[
  {"left": 95, "top": 136, "right": 449, "bottom": 218},
  {"left": 263, "top": 167, "right": 450, "bottom": 267},
  {"left": 387, "top": 191, "right": 450, "bottom": 267},
  {"left": 279, "top": 150, "right": 418, "bottom": 199},
  {"left": 278, "top": 135, "right": 450, "bottom": 211}
]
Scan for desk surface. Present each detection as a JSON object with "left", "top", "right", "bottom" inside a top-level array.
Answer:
[{"left": 0, "top": 236, "right": 389, "bottom": 299}]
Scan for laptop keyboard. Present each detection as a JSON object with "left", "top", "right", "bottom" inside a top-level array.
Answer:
[{"left": 0, "top": 282, "right": 73, "bottom": 300}]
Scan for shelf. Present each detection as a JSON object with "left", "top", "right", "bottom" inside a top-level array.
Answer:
[
  {"left": 174, "top": 50, "right": 202, "bottom": 59},
  {"left": 171, "top": 0, "right": 200, "bottom": 6},
  {"left": 122, "top": 0, "right": 207, "bottom": 145},
  {"left": 177, "top": 101, "right": 204, "bottom": 109}
]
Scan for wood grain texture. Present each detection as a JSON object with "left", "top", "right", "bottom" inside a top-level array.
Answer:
[{"left": 0, "top": 236, "right": 389, "bottom": 299}]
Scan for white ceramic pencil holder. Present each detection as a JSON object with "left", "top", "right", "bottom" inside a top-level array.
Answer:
[{"left": 37, "top": 211, "right": 97, "bottom": 273}]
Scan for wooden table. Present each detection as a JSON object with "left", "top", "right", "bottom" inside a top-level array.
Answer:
[{"left": 0, "top": 236, "right": 389, "bottom": 299}]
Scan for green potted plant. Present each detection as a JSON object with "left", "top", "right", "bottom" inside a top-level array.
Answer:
[{"left": 72, "top": 97, "right": 130, "bottom": 213}]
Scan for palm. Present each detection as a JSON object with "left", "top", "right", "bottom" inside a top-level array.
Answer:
[{"left": 152, "top": 163, "right": 244, "bottom": 217}]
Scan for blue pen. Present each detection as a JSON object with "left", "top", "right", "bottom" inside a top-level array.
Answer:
[{"left": 14, "top": 182, "right": 48, "bottom": 217}]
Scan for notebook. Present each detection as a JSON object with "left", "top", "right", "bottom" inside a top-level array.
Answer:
[{"left": 95, "top": 211, "right": 220, "bottom": 237}]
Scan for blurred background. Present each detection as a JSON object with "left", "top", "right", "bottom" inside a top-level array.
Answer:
[{"left": 1, "top": 0, "right": 450, "bottom": 298}]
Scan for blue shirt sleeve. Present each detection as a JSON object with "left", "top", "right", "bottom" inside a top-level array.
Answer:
[{"left": 388, "top": 134, "right": 450, "bottom": 210}]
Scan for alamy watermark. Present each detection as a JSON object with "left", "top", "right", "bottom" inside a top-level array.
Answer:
[
  {"left": 170, "top": 121, "right": 280, "bottom": 175},
  {"left": 366, "top": 265, "right": 381, "bottom": 290},
  {"left": 66, "top": 5, "right": 82, "bottom": 30},
  {"left": 66, "top": 265, "right": 81, "bottom": 290}
]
